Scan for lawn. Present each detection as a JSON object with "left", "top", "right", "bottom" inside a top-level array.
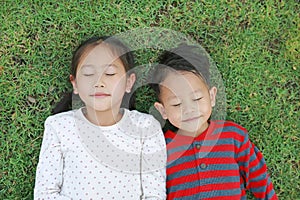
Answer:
[{"left": 1, "top": 0, "right": 299, "bottom": 199}]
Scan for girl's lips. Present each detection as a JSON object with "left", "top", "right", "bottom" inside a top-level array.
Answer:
[{"left": 91, "top": 93, "right": 111, "bottom": 97}]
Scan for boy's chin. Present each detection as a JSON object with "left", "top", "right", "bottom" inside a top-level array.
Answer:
[{"left": 177, "top": 124, "right": 208, "bottom": 137}]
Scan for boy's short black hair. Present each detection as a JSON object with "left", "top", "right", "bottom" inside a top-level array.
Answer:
[{"left": 149, "top": 43, "right": 210, "bottom": 101}]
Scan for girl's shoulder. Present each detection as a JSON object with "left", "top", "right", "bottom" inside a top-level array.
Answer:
[
  {"left": 125, "top": 109, "right": 156, "bottom": 121},
  {"left": 44, "top": 109, "right": 77, "bottom": 126},
  {"left": 125, "top": 109, "right": 161, "bottom": 127}
]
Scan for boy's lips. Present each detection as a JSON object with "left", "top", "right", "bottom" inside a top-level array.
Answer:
[{"left": 182, "top": 116, "right": 200, "bottom": 122}]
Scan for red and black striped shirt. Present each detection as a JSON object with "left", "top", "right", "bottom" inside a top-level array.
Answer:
[{"left": 165, "top": 120, "right": 277, "bottom": 200}]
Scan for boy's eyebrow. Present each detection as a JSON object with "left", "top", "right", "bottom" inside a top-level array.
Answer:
[
  {"left": 192, "top": 89, "right": 203, "bottom": 94},
  {"left": 167, "top": 95, "right": 181, "bottom": 101},
  {"left": 166, "top": 90, "right": 203, "bottom": 100}
]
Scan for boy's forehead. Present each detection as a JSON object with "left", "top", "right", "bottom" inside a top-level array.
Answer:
[
  {"left": 161, "top": 71, "right": 205, "bottom": 91},
  {"left": 158, "top": 71, "right": 206, "bottom": 101},
  {"left": 162, "top": 72, "right": 187, "bottom": 89}
]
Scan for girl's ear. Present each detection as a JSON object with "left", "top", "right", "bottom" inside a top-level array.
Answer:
[
  {"left": 125, "top": 73, "right": 136, "bottom": 93},
  {"left": 209, "top": 86, "right": 217, "bottom": 107},
  {"left": 154, "top": 102, "right": 168, "bottom": 119},
  {"left": 70, "top": 75, "right": 79, "bottom": 94}
]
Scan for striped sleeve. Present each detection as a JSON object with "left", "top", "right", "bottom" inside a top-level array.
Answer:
[{"left": 236, "top": 131, "right": 278, "bottom": 200}]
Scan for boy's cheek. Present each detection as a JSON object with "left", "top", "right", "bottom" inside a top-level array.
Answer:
[
  {"left": 167, "top": 111, "right": 181, "bottom": 124},
  {"left": 164, "top": 107, "right": 174, "bottom": 117}
]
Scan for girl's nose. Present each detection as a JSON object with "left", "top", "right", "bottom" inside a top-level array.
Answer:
[{"left": 94, "top": 77, "right": 105, "bottom": 88}]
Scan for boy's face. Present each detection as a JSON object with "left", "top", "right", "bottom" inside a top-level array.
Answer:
[{"left": 154, "top": 71, "right": 217, "bottom": 136}]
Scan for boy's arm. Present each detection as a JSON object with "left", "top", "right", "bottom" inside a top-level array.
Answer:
[
  {"left": 237, "top": 133, "right": 278, "bottom": 200},
  {"left": 34, "top": 117, "right": 71, "bottom": 200},
  {"left": 140, "top": 117, "right": 167, "bottom": 199}
]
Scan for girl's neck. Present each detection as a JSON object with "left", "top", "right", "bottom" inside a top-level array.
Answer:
[{"left": 83, "top": 106, "right": 123, "bottom": 126}]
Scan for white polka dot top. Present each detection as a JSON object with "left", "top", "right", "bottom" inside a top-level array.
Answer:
[{"left": 34, "top": 108, "right": 167, "bottom": 200}]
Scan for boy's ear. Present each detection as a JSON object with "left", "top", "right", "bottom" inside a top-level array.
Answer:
[
  {"left": 209, "top": 87, "right": 217, "bottom": 107},
  {"left": 125, "top": 73, "right": 136, "bottom": 93},
  {"left": 154, "top": 102, "right": 168, "bottom": 119},
  {"left": 70, "top": 75, "right": 79, "bottom": 94}
]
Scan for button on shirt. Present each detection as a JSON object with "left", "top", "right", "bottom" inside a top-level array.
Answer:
[{"left": 194, "top": 143, "right": 208, "bottom": 170}]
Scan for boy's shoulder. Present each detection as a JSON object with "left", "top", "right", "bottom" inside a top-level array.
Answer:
[
  {"left": 211, "top": 120, "right": 249, "bottom": 140},
  {"left": 213, "top": 120, "right": 247, "bottom": 132}
]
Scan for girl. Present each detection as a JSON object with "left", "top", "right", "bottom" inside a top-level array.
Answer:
[{"left": 34, "top": 36, "right": 166, "bottom": 199}]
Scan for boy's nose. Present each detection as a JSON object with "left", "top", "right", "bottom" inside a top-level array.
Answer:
[{"left": 182, "top": 102, "right": 197, "bottom": 115}]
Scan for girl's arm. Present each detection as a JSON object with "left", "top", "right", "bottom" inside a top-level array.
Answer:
[
  {"left": 140, "top": 116, "right": 167, "bottom": 199},
  {"left": 237, "top": 133, "right": 278, "bottom": 200},
  {"left": 34, "top": 117, "right": 70, "bottom": 200}
]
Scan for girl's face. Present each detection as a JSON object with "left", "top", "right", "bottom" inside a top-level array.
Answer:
[
  {"left": 71, "top": 44, "right": 135, "bottom": 113},
  {"left": 154, "top": 71, "right": 217, "bottom": 136}
]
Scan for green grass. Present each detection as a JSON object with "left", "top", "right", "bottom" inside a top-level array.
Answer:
[{"left": 1, "top": 0, "right": 299, "bottom": 199}]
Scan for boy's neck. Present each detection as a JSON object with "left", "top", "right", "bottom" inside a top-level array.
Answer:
[
  {"left": 83, "top": 106, "right": 123, "bottom": 126},
  {"left": 177, "top": 121, "right": 209, "bottom": 138}
]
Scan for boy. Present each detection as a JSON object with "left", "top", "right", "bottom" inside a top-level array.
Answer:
[{"left": 149, "top": 44, "right": 277, "bottom": 199}]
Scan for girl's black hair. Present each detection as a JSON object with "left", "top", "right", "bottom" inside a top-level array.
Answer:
[
  {"left": 148, "top": 43, "right": 210, "bottom": 132},
  {"left": 52, "top": 36, "right": 136, "bottom": 114}
]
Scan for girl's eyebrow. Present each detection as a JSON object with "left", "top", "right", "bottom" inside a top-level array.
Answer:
[
  {"left": 81, "top": 64, "right": 95, "bottom": 68},
  {"left": 105, "top": 64, "right": 119, "bottom": 68},
  {"left": 81, "top": 63, "right": 119, "bottom": 69}
]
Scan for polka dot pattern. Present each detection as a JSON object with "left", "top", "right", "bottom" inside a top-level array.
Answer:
[{"left": 34, "top": 108, "right": 167, "bottom": 199}]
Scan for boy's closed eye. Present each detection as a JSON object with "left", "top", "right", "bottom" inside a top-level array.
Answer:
[
  {"left": 193, "top": 97, "right": 203, "bottom": 101},
  {"left": 171, "top": 103, "right": 181, "bottom": 107},
  {"left": 167, "top": 96, "right": 182, "bottom": 107},
  {"left": 192, "top": 90, "right": 204, "bottom": 101}
]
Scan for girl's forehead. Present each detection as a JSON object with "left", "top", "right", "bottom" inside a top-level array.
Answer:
[
  {"left": 78, "top": 45, "right": 123, "bottom": 69},
  {"left": 85, "top": 45, "right": 118, "bottom": 61}
]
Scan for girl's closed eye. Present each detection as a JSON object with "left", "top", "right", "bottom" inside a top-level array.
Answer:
[
  {"left": 105, "top": 72, "right": 116, "bottom": 76},
  {"left": 105, "top": 65, "right": 117, "bottom": 76},
  {"left": 83, "top": 73, "right": 95, "bottom": 76},
  {"left": 81, "top": 66, "right": 96, "bottom": 76}
]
